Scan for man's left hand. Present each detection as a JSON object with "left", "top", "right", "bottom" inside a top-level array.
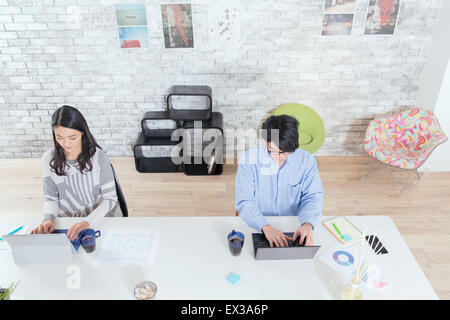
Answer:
[{"left": 293, "top": 223, "right": 314, "bottom": 246}]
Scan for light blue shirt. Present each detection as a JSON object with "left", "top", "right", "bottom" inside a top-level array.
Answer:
[{"left": 235, "top": 146, "right": 323, "bottom": 232}]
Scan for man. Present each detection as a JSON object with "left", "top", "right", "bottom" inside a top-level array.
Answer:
[{"left": 235, "top": 115, "right": 323, "bottom": 247}]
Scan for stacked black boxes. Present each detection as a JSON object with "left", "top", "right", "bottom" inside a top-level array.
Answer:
[{"left": 133, "top": 85, "right": 224, "bottom": 175}]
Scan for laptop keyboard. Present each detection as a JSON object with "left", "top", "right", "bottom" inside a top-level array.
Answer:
[{"left": 253, "top": 232, "right": 305, "bottom": 248}]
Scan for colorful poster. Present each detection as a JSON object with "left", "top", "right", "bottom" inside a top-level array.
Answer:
[
  {"left": 118, "top": 27, "right": 149, "bottom": 48},
  {"left": 322, "top": 0, "right": 355, "bottom": 36},
  {"left": 115, "top": 3, "right": 149, "bottom": 48},
  {"left": 324, "top": 0, "right": 356, "bottom": 14},
  {"left": 161, "top": 3, "right": 194, "bottom": 49},
  {"left": 322, "top": 13, "right": 354, "bottom": 36},
  {"left": 365, "top": 0, "right": 401, "bottom": 35}
]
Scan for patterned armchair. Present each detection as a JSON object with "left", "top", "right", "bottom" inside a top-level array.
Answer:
[{"left": 364, "top": 107, "right": 447, "bottom": 170}]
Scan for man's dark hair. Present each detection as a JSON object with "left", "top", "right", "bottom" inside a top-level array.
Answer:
[{"left": 262, "top": 115, "right": 299, "bottom": 152}]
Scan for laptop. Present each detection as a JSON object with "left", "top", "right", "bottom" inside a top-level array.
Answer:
[
  {"left": 3, "top": 233, "right": 77, "bottom": 264},
  {"left": 252, "top": 232, "right": 321, "bottom": 260}
]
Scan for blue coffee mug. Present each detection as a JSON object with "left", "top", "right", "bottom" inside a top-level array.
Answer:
[
  {"left": 79, "top": 229, "right": 101, "bottom": 253},
  {"left": 227, "top": 230, "right": 244, "bottom": 256}
]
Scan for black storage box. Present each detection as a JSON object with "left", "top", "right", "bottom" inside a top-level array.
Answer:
[
  {"left": 141, "top": 111, "right": 179, "bottom": 138},
  {"left": 167, "top": 85, "right": 212, "bottom": 121},
  {"left": 133, "top": 132, "right": 182, "bottom": 173},
  {"left": 181, "top": 112, "right": 224, "bottom": 176}
]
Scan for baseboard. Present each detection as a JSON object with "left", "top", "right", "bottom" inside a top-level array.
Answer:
[{"left": 419, "top": 161, "right": 450, "bottom": 172}]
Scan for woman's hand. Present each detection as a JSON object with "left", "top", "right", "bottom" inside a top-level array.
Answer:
[
  {"left": 293, "top": 223, "right": 314, "bottom": 246},
  {"left": 67, "top": 221, "right": 90, "bottom": 241},
  {"left": 262, "top": 225, "right": 293, "bottom": 247},
  {"left": 31, "top": 219, "right": 55, "bottom": 235}
]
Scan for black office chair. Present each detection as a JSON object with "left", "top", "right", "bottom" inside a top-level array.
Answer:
[{"left": 110, "top": 164, "right": 128, "bottom": 217}]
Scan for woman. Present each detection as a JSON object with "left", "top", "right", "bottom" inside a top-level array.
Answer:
[{"left": 31, "top": 105, "right": 122, "bottom": 240}]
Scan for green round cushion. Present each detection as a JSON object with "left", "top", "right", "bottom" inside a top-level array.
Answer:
[{"left": 272, "top": 103, "right": 325, "bottom": 154}]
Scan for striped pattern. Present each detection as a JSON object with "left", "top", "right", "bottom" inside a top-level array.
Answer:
[
  {"left": 363, "top": 108, "right": 448, "bottom": 169},
  {"left": 42, "top": 148, "right": 122, "bottom": 223}
]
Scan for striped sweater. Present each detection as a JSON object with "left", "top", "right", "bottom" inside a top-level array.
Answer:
[{"left": 42, "top": 147, "right": 122, "bottom": 226}]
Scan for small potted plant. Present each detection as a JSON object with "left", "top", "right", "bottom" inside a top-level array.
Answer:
[{"left": 0, "top": 281, "right": 19, "bottom": 300}]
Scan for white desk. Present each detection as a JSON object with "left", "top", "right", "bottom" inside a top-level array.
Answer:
[{"left": 0, "top": 216, "right": 438, "bottom": 300}]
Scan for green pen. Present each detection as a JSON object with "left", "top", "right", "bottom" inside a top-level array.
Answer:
[{"left": 332, "top": 223, "right": 345, "bottom": 240}]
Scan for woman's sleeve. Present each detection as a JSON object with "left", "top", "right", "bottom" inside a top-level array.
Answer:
[
  {"left": 42, "top": 151, "right": 59, "bottom": 222},
  {"left": 85, "top": 150, "right": 119, "bottom": 227}
]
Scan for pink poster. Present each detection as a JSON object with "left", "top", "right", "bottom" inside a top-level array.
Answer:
[{"left": 365, "top": 0, "right": 401, "bottom": 35}]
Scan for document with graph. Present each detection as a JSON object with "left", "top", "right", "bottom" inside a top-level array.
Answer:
[
  {"left": 322, "top": 216, "right": 362, "bottom": 245},
  {"left": 95, "top": 229, "right": 161, "bottom": 266}
]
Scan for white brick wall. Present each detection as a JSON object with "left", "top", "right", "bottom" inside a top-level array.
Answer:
[{"left": 0, "top": 0, "right": 444, "bottom": 158}]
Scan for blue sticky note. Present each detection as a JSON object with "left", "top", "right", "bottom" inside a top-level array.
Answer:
[
  {"left": 343, "top": 233, "right": 353, "bottom": 242},
  {"left": 226, "top": 272, "right": 241, "bottom": 285}
]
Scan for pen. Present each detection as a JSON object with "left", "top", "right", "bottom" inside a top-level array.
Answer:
[
  {"left": 0, "top": 225, "right": 24, "bottom": 241},
  {"left": 332, "top": 223, "right": 345, "bottom": 240}
]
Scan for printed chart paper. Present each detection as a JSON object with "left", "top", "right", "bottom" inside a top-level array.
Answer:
[{"left": 95, "top": 229, "right": 161, "bottom": 266}]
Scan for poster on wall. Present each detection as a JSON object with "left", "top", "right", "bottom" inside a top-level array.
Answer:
[
  {"left": 322, "top": 14, "right": 354, "bottom": 36},
  {"left": 365, "top": 0, "right": 401, "bottom": 35},
  {"left": 324, "top": 0, "right": 356, "bottom": 14},
  {"left": 115, "top": 3, "right": 149, "bottom": 48},
  {"left": 322, "top": 0, "right": 355, "bottom": 36},
  {"left": 208, "top": 1, "right": 241, "bottom": 51},
  {"left": 161, "top": 3, "right": 194, "bottom": 49}
]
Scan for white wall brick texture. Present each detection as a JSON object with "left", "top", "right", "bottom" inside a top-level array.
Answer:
[{"left": 0, "top": 0, "right": 444, "bottom": 158}]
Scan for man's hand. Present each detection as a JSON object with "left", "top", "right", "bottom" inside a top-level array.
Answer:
[
  {"left": 31, "top": 219, "right": 55, "bottom": 235},
  {"left": 67, "top": 221, "right": 90, "bottom": 241},
  {"left": 262, "top": 225, "right": 293, "bottom": 247},
  {"left": 293, "top": 223, "right": 314, "bottom": 246}
]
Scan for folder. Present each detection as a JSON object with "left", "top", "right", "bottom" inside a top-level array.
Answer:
[{"left": 322, "top": 216, "right": 362, "bottom": 245}]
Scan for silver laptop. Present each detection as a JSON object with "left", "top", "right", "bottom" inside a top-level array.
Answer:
[
  {"left": 3, "top": 234, "right": 76, "bottom": 264},
  {"left": 252, "top": 233, "right": 321, "bottom": 260}
]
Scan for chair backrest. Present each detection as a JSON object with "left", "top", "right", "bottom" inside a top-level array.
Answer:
[
  {"left": 272, "top": 103, "right": 325, "bottom": 154},
  {"left": 369, "top": 108, "right": 447, "bottom": 148},
  {"left": 364, "top": 107, "right": 448, "bottom": 169},
  {"left": 110, "top": 164, "right": 128, "bottom": 217}
]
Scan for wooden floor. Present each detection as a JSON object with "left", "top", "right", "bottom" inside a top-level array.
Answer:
[{"left": 1, "top": 156, "right": 449, "bottom": 299}]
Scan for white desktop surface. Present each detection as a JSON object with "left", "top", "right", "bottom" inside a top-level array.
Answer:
[{"left": 0, "top": 216, "right": 438, "bottom": 300}]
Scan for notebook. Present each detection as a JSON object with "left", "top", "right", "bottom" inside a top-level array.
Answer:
[{"left": 322, "top": 216, "right": 362, "bottom": 245}]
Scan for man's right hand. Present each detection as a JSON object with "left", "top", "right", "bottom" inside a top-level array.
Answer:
[
  {"left": 31, "top": 219, "right": 55, "bottom": 235},
  {"left": 261, "top": 225, "right": 292, "bottom": 247}
]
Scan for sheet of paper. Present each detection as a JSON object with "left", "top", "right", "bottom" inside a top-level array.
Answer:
[
  {"left": 318, "top": 242, "right": 392, "bottom": 292},
  {"left": 95, "top": 229, "right": 161, "bottom": 266},
  {"left": 322, "top": 216, "right": 362, "bottom": 245},
  {"left": 0, "top": 225, "right": 29, "bottom": 253}
]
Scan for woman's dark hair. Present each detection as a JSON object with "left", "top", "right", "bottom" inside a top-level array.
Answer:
[
  {"left": 50, "top": 105, "right": 101, "bottom": 176},
  {"left": 262, "top": 115, "right": 299, "bottom": 152}
]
